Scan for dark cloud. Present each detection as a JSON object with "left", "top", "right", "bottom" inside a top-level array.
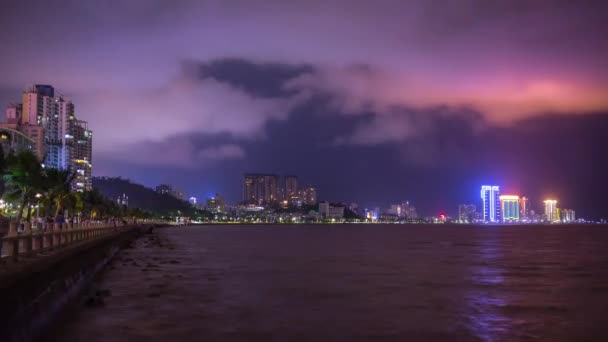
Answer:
[
  {"left": 1, "top": 0, "right": 607, "bottom": 217},
  {"left": 193, "top": 58, "right": 313, "bottom": 98}
]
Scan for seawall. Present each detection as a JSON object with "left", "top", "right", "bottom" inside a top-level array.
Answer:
[{"left": 0, "top": 224, "right": 158, "bottom": 342}]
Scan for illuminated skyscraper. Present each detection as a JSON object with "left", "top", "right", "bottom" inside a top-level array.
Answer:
[
  {"left": 285, "top": 175, "right": 298, "bottom": 203},
  {"left": 2, "top": 85, "right": 93, "bottom": 191},
  {"left": 544, "top": 200, "right": 557, "bottom": 222},
  {"left": 519, "top": 197, "right": 529, "bottom": 221},
  {"left": 499, "top": 195, "right": 519, "bottom": 222},
  {"left": 243, "top": 174, "right": 280, "bottom": 206},
  {"left": 561, "top": 209, "right": 576, "bottom": 222},
  {"left": 481, "top": 185, "right": 501, "bottom": 222}
]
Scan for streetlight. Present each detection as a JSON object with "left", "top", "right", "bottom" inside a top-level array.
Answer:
[{"left": 35, "top": 193, "right": 42, "bottom": 227}]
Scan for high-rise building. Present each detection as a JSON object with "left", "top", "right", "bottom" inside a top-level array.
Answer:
[
  {"left": 544, "top": 200, "right": 558, "bottom": 222},
  {"left": 243, "top": 174, "right": 280, "bottom": 206},
  {"left": 561, "top": 209, "right": 576, "bottom": 223},
  {"left": 206, "top": 194, "right": 225, "bottom": 212},
  {"left": 458, "top": 204, "right": 476, "bottom": 223},
  {"left": 2, "top": 85, "right": 93, "bottom": 191},
  {"left": 285, "top": 175, "right": 298, "bottom": 203},
  {"left": 299, "top": 187, "right": 318, "bottom": 206},
  {"left": 401, "top": 201, "right": 418, "bottom": 219},
  {"left": 5, "top": 104, "right": 21, "bottom": 124},
  {"left": 189, "top": 197, "right": 197, "bottom": 205},
  {"left": 519, "top": 197, "right": 529, "bottom": 221},
  {"left": 481, "top": 185, "right": 501, "bottom": 222},
  {"left": 499, "top": 195, "right": 519, "bottom": 222},
  {"left": 71, "top": 120, "right": 93, "bottom": 191}
]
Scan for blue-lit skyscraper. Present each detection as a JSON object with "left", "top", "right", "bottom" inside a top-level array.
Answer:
[{"left": 481, "top": 185, "right": 501, "bottom": 222}]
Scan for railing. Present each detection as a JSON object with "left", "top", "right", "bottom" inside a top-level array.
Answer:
[{"left": 0, "top": 221, "right": 133, "bottom": 263}]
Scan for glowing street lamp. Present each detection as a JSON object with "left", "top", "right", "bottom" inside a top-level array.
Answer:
[{"left": 35, "top": 193, "right": 43, "bottom": 224}]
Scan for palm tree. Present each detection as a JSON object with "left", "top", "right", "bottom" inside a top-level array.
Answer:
[
  {"left": 43, "top": 168, "right": 77, "bottom": 219},
  {"left": 2, "top": 151, "right": 44, "bottom": 224},
  {"left": 80, "top": 189, "right": 109, "bottom": 220},
  {"left": 0, "top": 147, "right": 6, "bottom": 197}
]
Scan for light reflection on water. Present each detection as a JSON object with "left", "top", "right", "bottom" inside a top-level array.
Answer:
[
  {"left": 50, "top": 225, "right": 608, "bottom": 342},
  {"left": 466, "top": 231, "right": 510, "bottom": 342}
]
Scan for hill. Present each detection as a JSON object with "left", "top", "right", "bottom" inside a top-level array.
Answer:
[{"left": 93, "top": 177, "right": 193, "bottom": 215}]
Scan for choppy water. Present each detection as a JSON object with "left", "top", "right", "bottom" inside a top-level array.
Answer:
[{"left": 52, "top": 224, "right": 608, "bottom": 341}]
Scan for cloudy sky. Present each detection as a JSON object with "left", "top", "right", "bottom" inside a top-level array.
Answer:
[{"left": 1, "top": 0, "right": 607, "bottom": 217}]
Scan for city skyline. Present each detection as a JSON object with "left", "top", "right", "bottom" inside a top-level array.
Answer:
[
  {"left": 1, "top": 1, "right": 607, "bottom": 218},
  {"left": 1, "top": 84, "right": 93, "bottom": 191}
]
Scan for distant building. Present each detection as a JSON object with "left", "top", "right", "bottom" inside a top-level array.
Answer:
[
  {"left": 116, "top": 193, "right": 128, "bottom": 206},
  {"left": 500, "top": 195, "right": 519, "bottom": 222},
  {"left": 285, "top": 175, "right": 298, "bottom": 203},
  {"left": 156, "top": 184, "right": 173, "bottom": 195},
  {"left": 387, "top": 204, "right": 402, "bottom": 217},
  {"left": 458, "top": 204, "right": 477, "bottom": 223},
  {"left": 379, "top": 212, "right": 400, "bottom": 222},
  {"left": 299, "top": 187, "right": 318, "bottom": 206},
  {"left": 155, "top": 184, "right": 183, "bottom": 199},
  {"left": 544, "top": 200, "right": 558, "bottom": 222},
  {"left": 206, "top": 194, "right": 225, "bottom": 212},
  {"left": 243, "top": 174, "right": 280, "bottom": 206},
  {"left": 189, "top": 197, "right": 197, "bottom": 205},
  {"left": 481, "top": 185, "right": 501, "bottom": 222},
  {"left": 561, "top": 209, "right": 576, "bottom": 223},
  {"left": 319, "top": 201, "right": 344, "bottom": 219},
  {"left": 519, "top": 197, "right": 529, "bottom": 221},
  {"left": 401, "top": 201, "right": 418, "bottom": 219}
]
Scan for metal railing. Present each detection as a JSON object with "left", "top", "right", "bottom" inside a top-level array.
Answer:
[{"left": 0, "top": 221, "right": 133, "bottom": 262}]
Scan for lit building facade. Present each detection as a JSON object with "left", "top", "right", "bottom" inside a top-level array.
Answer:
[
  {"left": 243, "top": 174, "right": 280, "bottom": 206},
  {"left": 519, "top": 197, "right": 529, "bottom": 221},
  {"left": 481, "top": 185, "right": 501, "bottom": 222},
  {"left": 499, "top": 195, "right": 520, "bottom": 222},
  {"left": 71, "top": 120, "right": 93, "bottom": 191},
  {"left": 544, "top": 200, "right": 558, "bottom": 222},
  {"left": 319, "top": 201, "right": 344, "bottom": 219},
  {"left": 299, "top": 187, "right": 318, "bottom": 206},
  {"left": 206, "top": 194, "right": 225, "bottom": 212},
  {"left": 561, "top": 209, "right": 576, "bottom": 223},
  {"left": 2, "top": 85, "right": 93, "bottom": 191},
  {"left": 285, "top": 175, "right": 298, "bottom": 203}
]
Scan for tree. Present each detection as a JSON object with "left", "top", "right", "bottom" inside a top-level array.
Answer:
[
  {"left": 0, "top": 147, "right": 6, "bottom": 197},
  {"left": 2, "top": 151, "right": 44, "bottom": 224},
  {"left": 43, "top": 168, "right": 77, "bottom": 218},
  {"left": 79, "top": 189, "right": 112, "bottom": 220}
]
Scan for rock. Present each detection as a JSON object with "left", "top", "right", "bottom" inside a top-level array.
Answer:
[
  {"left": 97, "top": 289, "right": 112, "bottom": 297},
  {"left": 85, "top": 296, "right": 105, "bottom": 307}
]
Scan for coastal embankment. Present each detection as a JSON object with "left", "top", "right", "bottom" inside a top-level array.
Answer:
[{"left": 0, "top": 224, "right": 161, "bottom": 342}]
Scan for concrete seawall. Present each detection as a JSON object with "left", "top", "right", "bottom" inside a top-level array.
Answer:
[{"left": 0, "top": 224, "right": 158, "bottom": 342}]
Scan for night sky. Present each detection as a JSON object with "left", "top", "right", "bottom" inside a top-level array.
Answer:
[{"left": 1, "top": 1, "right": 607, "bottom": 218}]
